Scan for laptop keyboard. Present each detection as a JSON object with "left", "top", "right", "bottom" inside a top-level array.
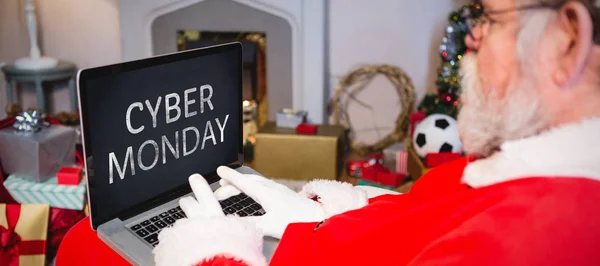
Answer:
[
  {"left": 219, "top": 193, "right": 266, "bottom": 217},
  {"left": 129, "top": 193, "right": 265, "bottom": 247}
]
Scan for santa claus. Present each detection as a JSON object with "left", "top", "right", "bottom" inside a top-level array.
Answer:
[{"left": 154, "top": 0, "right": 600, "bottom": 265}]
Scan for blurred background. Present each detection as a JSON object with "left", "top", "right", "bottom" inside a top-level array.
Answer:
[
  {"left": 0, "top": 0, "right": 469, "bottom": 145},
  {"left": 0, "top": 4, "right": 477, "bottom": 260}
]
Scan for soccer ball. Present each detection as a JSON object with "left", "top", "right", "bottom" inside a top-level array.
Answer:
[{"left": 412, "top": 114, "right": 462, "bottom": 158}]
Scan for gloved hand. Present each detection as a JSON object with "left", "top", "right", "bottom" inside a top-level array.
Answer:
[
  {"left": 212, "top": 166, "right": 369, "bottom": 239},
  {"left": 213, "top": 166, "right": 325, "bottom": 239},
  {"left": 154, "top": 175, "right": 267, "bottom": 266},
  {"left": 178, "top": 174, "right": 225, "bottom": 218}
]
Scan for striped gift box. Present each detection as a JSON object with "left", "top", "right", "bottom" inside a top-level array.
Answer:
[
  {"left": 383, "top": 142, "right": 408, "bottom": 175},
  {"left": 4, "top": 174, "right": 86, "bottom": 210},
  {"left": 395, "top": 151, "right": 408, "bottom": 175}
]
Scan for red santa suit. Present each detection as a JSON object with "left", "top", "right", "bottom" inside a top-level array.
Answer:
[
  {"left": 153, "top": 117, "right": 600, "bottom": 266},
  {"left": 56, "top": 118, "right": 600, "bottom": 265}
]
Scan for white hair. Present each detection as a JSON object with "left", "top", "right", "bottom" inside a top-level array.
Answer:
[
  {"left": 457, "top": 54, "right": 501, "bottom": 156},
  {"left": 516, "top": 6, "right": 556, "bottom": 64},
  {"left": 457, "top": 6, "right": 556, "bottom": 156}
]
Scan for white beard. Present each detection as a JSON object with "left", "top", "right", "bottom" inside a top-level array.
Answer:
[{"left": 457, "top": 53, "right": 550, "bottom": 157}]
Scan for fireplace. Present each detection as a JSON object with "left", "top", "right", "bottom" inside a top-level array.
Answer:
[
  {"left": 117, "top": 0, "right": 327, "bottom": 123},
  {"left": 176, "top": 30, "right": 268, "bottom": 126}
]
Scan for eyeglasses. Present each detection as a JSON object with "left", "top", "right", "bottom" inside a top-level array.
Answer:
[{"left": 462, "top": 2, "right": 559, "bottom": 41}]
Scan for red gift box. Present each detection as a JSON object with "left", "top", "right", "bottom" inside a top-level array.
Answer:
[
  {"left": 360, "top": 166, "right": 379, "bottom": 182},
  {"left": 376, "top": 170, "right": 406, "bottom": 187},
  {"left": 424, "top": 152, "right": 462, "bottom": 168},
  {"left": 410, "top": 112, "right": 427, "bottom": 138},
  {"left": 296, "top": 123, "right": 318, "bottom": 135},
  {"left": 57, "top": 167, "right": 82, "bottom": 186}
]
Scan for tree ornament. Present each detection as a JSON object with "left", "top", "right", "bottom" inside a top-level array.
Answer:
[
  {"left": 440, "top": 93, "right": 452, "bottom": 104},
  {"left": 419, "top": 1, "right": 481, "bottom": 119}
]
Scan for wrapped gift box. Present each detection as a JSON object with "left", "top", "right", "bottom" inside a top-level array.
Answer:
[
  {"left": 4, "top": 174, "right": 86, "bottom": 210},
  {"left": 0, "top": 203, "right": 49, "bottom": 266},
  {"left": 382, "top": 142, "right": 408, "bottom": 175},
  {"left": 57, "top": 166, "right": 82, "bottom": 185},
  {"left": 377, "top": 171, "right": 406, "bottom": 187},
  {"left": 296, "top": 123, "right": 318, "bottom": 135},
  {"left": 0, "top": 124, "right": 76, "bottom": 182},
  {"left": 425, "top": 152, "right": 463, "bottom": 168},
  {"left": 360, "top": 166, "right": 380, "bottom": 182},
  {"left": 275, "top": 109, "right": 307, "bottom": 128},
  {"left": 254, "top": 122, "right": 346, "bottom": 180},
  {"left": 359, "top": 165, "right": 406, "bottom": 187}
]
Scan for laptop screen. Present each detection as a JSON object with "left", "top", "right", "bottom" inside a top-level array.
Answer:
[{"left": 79, "top": 43, "right": 242, "bottom": 229}]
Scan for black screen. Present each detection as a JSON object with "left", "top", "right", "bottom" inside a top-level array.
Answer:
[{"left": 82, "top": 46, "right": 241, "bottom": 227}]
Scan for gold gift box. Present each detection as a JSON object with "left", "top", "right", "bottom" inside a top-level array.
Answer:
[
  {"left": 0, "top": 203, "right": 49, "bottom": 266},
  {"left": 253, "top": 122, "right": 346, "bottom": 180}
]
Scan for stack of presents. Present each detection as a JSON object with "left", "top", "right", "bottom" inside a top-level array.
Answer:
[
  {"left": 251, "top": 108, "right": 464, "bottom": 191},
  {"left": 0, "top": 106, "right": 87, "bottom": 265},
  {"left": 349, "top": 111, "right": 463, "bottom": 190}
]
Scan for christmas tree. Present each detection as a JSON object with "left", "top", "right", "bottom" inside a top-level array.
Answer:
[{"left": 418, "top": 2, "right": 483, "bottom": 118}]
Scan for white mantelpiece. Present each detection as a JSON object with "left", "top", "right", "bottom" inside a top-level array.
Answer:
[{"left": 117, "top": 0, "right": 327, "bottom": 123}]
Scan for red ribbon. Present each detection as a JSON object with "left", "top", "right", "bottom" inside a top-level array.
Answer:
[
  {"left": 0, "top": 118, "right": 15, "bottom": 130},
  {"left": 45, "top": 117, "right": 61, "bottom": 125},
  {"left": 0, "top": 205, "right": 46, "bottom": 266},
  {"left": 75, "top": 150, "right": 84, "bottom": 167}
]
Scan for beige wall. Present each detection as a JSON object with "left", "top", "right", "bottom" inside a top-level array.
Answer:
[
  {"left": 0, "top": 0, "right": 466, "bottom": 143},
  {"left": 0, "top": 0, "right": 121, "bottom": 117},
  {"left": 0, "top": 0, "right": 29, "bottom": 117},
  {"left": 330, "top": 0, "right": 468, "bottom": 144}
]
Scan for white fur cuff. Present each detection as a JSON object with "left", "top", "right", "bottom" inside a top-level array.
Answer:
[
  {"left": 299, "top": 180, "right": 369, "bottom": 218},
  {"left": 153, "top": 217, "right": 267, "bottom": 266}
]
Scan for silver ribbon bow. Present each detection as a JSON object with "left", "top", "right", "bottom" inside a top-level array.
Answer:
[{"left": 13, "top": 110, "right": 47, "bottom": 132}]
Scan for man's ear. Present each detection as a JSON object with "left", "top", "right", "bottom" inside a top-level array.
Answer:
[{"left": 553, "top": 1, "right": 594, "bottom": 88}]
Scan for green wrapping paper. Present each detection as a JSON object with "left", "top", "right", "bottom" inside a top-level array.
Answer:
[{"left": 4, "top": 174, "right": 86, "bottom": 210}]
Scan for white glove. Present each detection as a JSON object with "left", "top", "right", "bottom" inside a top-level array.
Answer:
[
  {"left": 214, "top": 166, "right": 369, "bottom": 239},
  {"left": 154, "top": 175, "right": 267, "bottom": 266},
  {"left": 215, "top": 166, "right": 325, "bottom": 239},
  {"left": 178, "top": 174, "right": 225, "bottom": 218}
]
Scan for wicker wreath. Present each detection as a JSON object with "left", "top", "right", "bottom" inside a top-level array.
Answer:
[{"left": 331, "top": 65, "right": 415, "bottom": 156}]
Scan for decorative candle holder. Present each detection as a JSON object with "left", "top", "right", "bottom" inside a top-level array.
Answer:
[{"left": 15, "top": 0, "right": 58, "bottom": 70}]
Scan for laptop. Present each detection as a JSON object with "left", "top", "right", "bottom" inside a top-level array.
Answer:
[{"left": 77, "top": 42, "right": 277, "bottom": 265}]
